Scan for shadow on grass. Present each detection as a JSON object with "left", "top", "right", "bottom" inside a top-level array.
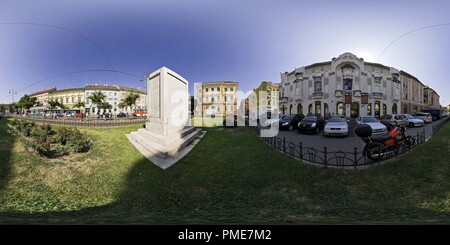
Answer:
[
  {"left": 0, "top": 118, "right": 15, "bottom": 192},
  {"left": 0, "top": 125, "right": 450, "bottom": 224}
]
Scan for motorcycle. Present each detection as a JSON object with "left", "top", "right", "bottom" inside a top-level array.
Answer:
[{"left": 355, "top": 124, "right": 415, "bottom": 161}]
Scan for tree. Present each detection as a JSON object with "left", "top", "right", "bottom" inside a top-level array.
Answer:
[
  {"left": 87, "top": 91, "right": 106, "bottom": 107},
  {"left": 98, "top": 102, "right": 112, "bottom": 110},
  {"left": 47, "top": 99, "right": 65, "bottom": 110},
  {"left": 119, "top": 92, "right": 140, "bottom": 111},
  {"left": 16, "top": 94, "right": 37, "bottom": 113},
  {"left": 0, "top": 105, "right": 4, "bottom": 113},
  {"left": 73, "top": 101, "right": 85, "bottom": 111}
]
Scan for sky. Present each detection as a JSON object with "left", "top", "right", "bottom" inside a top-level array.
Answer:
[{"left": 1, "top": 0, "right": 449, "bottom": 106}]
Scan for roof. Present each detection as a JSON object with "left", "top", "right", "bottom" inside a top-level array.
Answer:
[
  {"left": 117, "top": 86, "right": 146, "bottom": 94},
  {"left": 201, "top": 81, "right": 239, "bottom": 85},
  {"left": 84, "top": 85, "right": 121, "bottom": 91},
  {"left": 28, "top": 87, "right": 57, "bottom": 96},
  {"left": 49, "top": 88, "right": 84, "bottom": 94}
]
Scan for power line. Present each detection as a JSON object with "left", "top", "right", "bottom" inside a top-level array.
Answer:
[
  {"left": 376, "top": 23, "right": 450, "bottom": 62},
  {"left": 0, "top": 69, "right": 141, "bottom": 102}
]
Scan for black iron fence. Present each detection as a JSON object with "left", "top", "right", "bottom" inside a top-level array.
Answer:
[
  {"left": 432, "top": 116, "right": 450, "bottom": 135},
  {"left": 249, "top": 125, "right": 430, "bottom": 169},
  {"left": 8, "top": 115, "right": 146, "bottom": 127}
]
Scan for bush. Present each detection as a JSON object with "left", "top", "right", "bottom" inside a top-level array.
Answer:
[
  {"left": 31, "top": 124, "right": 54, "bottom": 143},
  {"left": 66, "top": 128, "right": 92, "bottom": 153},
  {"left": 53, "top": 127, "right": 71, "bottom": 145}
]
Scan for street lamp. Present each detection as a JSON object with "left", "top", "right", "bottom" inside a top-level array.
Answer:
[{"left": 9, "top": 89, "right": 17, "bottom": 103}]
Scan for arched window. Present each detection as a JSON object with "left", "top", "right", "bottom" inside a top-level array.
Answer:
[
  {"left": 297, "top": 103, "right": 303, "bottom": 115},
  {"left": 336, "top": 102, "right": 345, "bottom": 116},
  {"left": 351, "top": 102, "right": 359, "bottom": 118},
  {"left": 392, "top": 103, "right": 397, "bottom": 114},
  {"left": 367, "top": 103, "right": 372, "bottom": 116},
  {"left": 289, "top": 104, "right": 293, "bottom": 114},
  {"left": 383, "top": 104, "right": 387, "bottom": 116},
  {"left": 308, "top": 104, "right": 313, "bottom": 115}
]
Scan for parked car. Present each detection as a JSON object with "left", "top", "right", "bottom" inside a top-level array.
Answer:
[
  {"left": 324, "top": 115, "right": 349, "bottom": 137},
  {"left": 412, "top": 112, "right": 432, "bottom": 123},
  {"left": 279, "top": 114, "right": 304, "bottom": 131},
  {"left": 422, "top": 109, "right": 441, "bottom": 121},
  {"left": 65, "top": 112, "right": 74, "bottom": 117},
  {"left": 297, "top": 115, "right": 325, "bottom": 134},
  {"left": 117, "top": 112, "right": 127, "bottom": 118},
  {"left": 132, "top": 111, "right": 147, "bottom": 117},
  {"left": 402, "top": 114, "right": 425, "bottom": 127},
  {"left": 263, "top": 114, "right": 282, "bottom": 127},
  {"left": 74, "top": 113, "right": 85, "bottom": 118},
  {"left": 379, "top": 114, "right": 406, "bottom": 130},
  {"left": 355, "top": 116, "right": 388, "bottom": 136}
]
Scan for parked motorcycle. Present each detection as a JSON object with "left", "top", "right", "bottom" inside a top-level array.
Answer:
[{"left": 355, "top": 124, "right": 415, "bottom": 160}]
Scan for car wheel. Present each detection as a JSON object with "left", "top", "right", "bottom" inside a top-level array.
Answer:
[
  {"left": 409, "top": 122, "right": 414, "bottom": 127},
  {"left": 288, "top": 125, "right": 294, "bottom": 131}
]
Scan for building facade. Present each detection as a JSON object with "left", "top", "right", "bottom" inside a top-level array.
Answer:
[
  {"left": 195, "top": 81, "right": 239, "bottom": 116},
  {"left": 28, "top": 87, "right": 57, "bottom": 107},
  {"left": 30, "top": 84, "right": 146, "bottom": 115},
  {"left": 423, "top": 87, "right": 440, "bottom": 110},
  {"left": 280, "top": 52, "right": 403, "bottom": 118},
  {"left": 399, "top": 71, "right": 425, "bottom": 114}
]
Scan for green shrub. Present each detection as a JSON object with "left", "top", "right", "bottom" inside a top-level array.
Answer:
[
  {"left": 66, "top": 128, "right": 93, "bottom": 153},
  {"left": 31, "top": 124, "right": 53, "bottom": 143},
  {"left": 53, "top": 127, "right": 71, "bottom": 145}
]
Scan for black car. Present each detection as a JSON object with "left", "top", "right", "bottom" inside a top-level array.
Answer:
[
  {"left": 297, "top": 115, "right": 325, "bottom": 134},
  {"left": 117, "top": 112, "right": 127, "bottom": 118},
  {"left": 279, "top": 114, "right": 304, "bottom": 131}
]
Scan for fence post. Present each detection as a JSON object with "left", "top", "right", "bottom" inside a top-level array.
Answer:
[
  {"left": 323, "top": 147, "right": 327, "bottom": 168},
  {"left": 299, "top": 142, "right": 303, "bottom": 161},
  {"left": 354, "top": 147, "right": 358, "bottom": 168}
]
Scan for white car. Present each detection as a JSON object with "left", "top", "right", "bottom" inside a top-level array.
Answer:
[
  {"left": 402, "top": 114, "right": 425, "bottom": 127},
  {"left": 324, "top": 116, "right": 349, "bottom": 137},
  {"left": 355, "top": 116, "right": 388, "bottom": 136}
]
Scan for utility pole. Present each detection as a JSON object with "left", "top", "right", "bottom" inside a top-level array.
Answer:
[{"left": 9, "top": 89, "right": 17, "bottom": 103}]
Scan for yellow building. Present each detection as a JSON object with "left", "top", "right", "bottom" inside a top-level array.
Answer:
[
  {"left": 28, "top": 87, "right": 56, "bottom": 106},
  {"left": 195, "top": 81, "right": 239, "bottom": 116},
  {"left": 48, "top": 88, "right": 85, "bottom": 110}
]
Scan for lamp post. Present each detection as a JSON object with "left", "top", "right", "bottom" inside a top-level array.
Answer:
[{"left": 9, "top": 89, "right": 17, "bottom": 103}]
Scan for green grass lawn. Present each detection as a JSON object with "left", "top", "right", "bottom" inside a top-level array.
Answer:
[{"left": 0, "top": 118, "right": 449, "bottom": 224}]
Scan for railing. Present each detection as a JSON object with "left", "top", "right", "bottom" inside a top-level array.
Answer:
[
  {"left": 8, "top": 115, "right": 146, "bottom": 127},
  {"left": 432, "top": 116, "right": 450, "bottom": 135},
  {"left": 249, "top": 126, "right": 429, "bottom": 169}
]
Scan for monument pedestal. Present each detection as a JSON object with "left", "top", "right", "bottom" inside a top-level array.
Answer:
[
  {"left": 127, "top": 67, "right": 205, "bottom": 169},
  {"left": 126, "top": 127, "right": 204, "bottom": 169}
]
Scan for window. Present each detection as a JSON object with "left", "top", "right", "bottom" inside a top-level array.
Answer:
[
  {"left": 114, "top": 92, "right": 117, "bottom": 96},
  {"left": 230, "top": 87, "right": 234, "bottom": 91},
  {"left": 66, "top": 97, "right": 69, "bottom": 103},
  {"left": 206, "top": 88, "right": 209, "bottom": 92},
  {"left": 217, "top": 87, "right": 220, "bottom": 91},
  {"left": 392, "top": 103, "right": 398, "bottom": 114},
  {"left": 211, "top": 98, "right": 215, "bottom": 102},
  {"left": 225, "top": 96, "right": 227, "bottom": 102},
  {"left": 230, "top": 105, "right": 233, "bottom": 111},
  {"left": 225, "top": 88, "right": 228, "bottom": 92},
  {"left": 343, "top": 78, "right": 352, "bottom": 90},
  {"left": 211, "top": 88, "right": 214, "bottom": 92},
  {"left": 78, "top": 97, "right": 81, "bottom": 102},
  {"left": 314, "top": 81, "right": 322, "bottom": 92},
  {"left": 367, "top": 103, "right": 372, "bottom": 116},
  {"left": 109, "top": 92, "right": 112, "bottom": 96}
]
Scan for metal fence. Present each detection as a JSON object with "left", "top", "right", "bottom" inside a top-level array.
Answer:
[
  {"left": 249, "top": 125, "right": 434, "bottom": 169},
  {"left": 8, "top": 115, "right": 146, "bottom": 127}
]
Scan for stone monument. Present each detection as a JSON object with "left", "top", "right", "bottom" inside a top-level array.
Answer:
[{"left": 127, "top": 67, "right": 204, "bottom": 169}]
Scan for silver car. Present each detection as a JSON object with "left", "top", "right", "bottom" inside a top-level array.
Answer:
[
  {"left": 355, "top": 116, "right": 388, "bottom": 136},
  {"left": 402, "top": 114, "right": 425, "bottom": 127},
  {"left": 324, "top": 116, "right": 349, "bottom": 137}
]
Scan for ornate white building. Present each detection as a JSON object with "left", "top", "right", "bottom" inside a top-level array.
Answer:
[{"left": 279, "top": 52, "right": 402, "bottom": 118}]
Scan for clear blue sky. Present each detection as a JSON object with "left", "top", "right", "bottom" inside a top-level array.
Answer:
[{"left": 1, "top": 0, "right": 449, "bottom": 106}]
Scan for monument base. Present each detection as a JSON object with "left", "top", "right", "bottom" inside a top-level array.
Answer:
[{"left": 126, "top": 126, "right": 205, "bottom": 169}]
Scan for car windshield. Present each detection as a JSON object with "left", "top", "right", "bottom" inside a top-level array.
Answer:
[
  {"left": 283, "top": 115, "right": 294, "bottom": 120},
  {"left": 303, "top": 116, "right": 316, "bottom": 122},
  {"left": 329, "top": 116, "right": 346, "bottom": 122},
  {"left": 361, "top": 117, "right": 378, "bottom": 123},
  {"left": 405, "top": 114, "right": 414, "bottom": 119}
]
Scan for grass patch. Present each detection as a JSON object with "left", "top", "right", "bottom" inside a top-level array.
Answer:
[{"left": 0, "top": 118, "right": 449, "bottom": 223}]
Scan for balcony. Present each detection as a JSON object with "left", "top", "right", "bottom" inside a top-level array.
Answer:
[
  {"left": 353, "top": 90, "right": 362, "bottom": 97},
  {"left": 372, "top": 92, "right": 383, "bottom": 99},
  {"left": 335, "top": 90, "right": 343, "bottom": 97},
  {"left": 312, "top": 92, "right": 323, "bottom": 99},
  {"left": 279, "top": 97, "right": 289, "bottom": 103}
]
